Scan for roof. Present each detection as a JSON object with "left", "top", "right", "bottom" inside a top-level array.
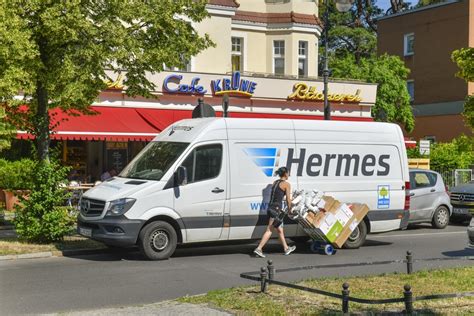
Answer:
[
  {"left": 208, "top": 0, "right": 239, "bottom": 8},
  {"left": 377, "top": 0, "right": 460, "bottom": 21},
  {"left": 233, "top": 10, "right": 323, "bottom": 27}
]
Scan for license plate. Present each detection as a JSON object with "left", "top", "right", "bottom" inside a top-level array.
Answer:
[
  {"left": 79, "top": 227, "right": 92, "bottom": 237},
  {"left": 453, "top": 208, "right": 469, "bottom": 215}
]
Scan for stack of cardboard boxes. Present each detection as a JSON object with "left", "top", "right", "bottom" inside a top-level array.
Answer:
[{"left": 301, "top": 196, "right": 369, "bottom": 248}]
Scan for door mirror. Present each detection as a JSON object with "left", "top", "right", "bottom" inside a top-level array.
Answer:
[{"left": 175, "top": 166, "right": 188, "bottom": 186}]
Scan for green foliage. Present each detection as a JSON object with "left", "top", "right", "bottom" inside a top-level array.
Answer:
[
  {"left": 319, "top": 0, "right": 380, "bottom": 63},
  {"left": 413, "top": 0, "right": 446, "bottom": 8},
  {"left": 0, "top": 0, "right": 213, "bottom": 161},
  {"left": 0, "top": 107, "right": 16, "bottom": 151},
  {"left": 14, "top": 161, "right": 73, "bottom": 243},
  {"left": 430, "top": 135, "right": 474, "bottom": 171},
  {"left": 452, "top": 48, "right": 474, "bottom": 130},
  {"left": 331, "top": 54, "right": 415, "bottom": 132},
  {"left": 0, "top": 158, "right": 36, "bottom": 190},
  {"left": 452, "top": 48, "right": 474, "bottom": 82},
  {"left": 406, "top": 145, "right": 424, "bottom": 159}
]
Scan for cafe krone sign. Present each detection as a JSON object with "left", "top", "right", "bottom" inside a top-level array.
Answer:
[{"left": 288, "top": 82, "right": 362, "bottom": 103}]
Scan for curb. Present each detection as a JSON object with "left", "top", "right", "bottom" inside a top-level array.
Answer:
[{"left": 0, "top": 248, "right": 110, "bottom": 261}]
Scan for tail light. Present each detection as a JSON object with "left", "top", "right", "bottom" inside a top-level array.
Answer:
[
  {"left": 445, "top": 185, "right": 450, "bottom": 197},
  {"left": 404, "top": 181, "right": 411, "bottom": 211}
]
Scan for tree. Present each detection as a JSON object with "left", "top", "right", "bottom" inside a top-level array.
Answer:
[
  {"left": 0, "top": 0, "right": 213, "bottom": 162},
  {"left": 320, "top": 0, "right": 379, "bottom": 65},
  {"left": 331, "top": 54, "right": 415, "bottom": 132},
  {"left": 452, "top": 48, "right": 474, "bottom": 130},
  {"left": 319, "top": 0, "right": 415, "bottom": 131},
  {"left": 0, "top": 107, "right": 16, "bottom": 151}
]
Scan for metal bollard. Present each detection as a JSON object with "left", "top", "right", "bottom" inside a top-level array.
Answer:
[
  {"left": 342, "top": 282, "right": 350, "bottom": 314},
  {"left": 406, "top": 251, "right": 413, "bottom": 274},
  {"left": 267, "top": 260, "right": 275, "bottom": 281},
  {"left": 404, "top": 284, "right": 413, "bottom": 315},
  {"left": 260, "top": 267, "right": 268, "bottom": 293}
]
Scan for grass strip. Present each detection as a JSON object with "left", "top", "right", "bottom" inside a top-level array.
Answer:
[
  {"left": 0, "top": 235, "right": 106, "bottom": 256},
  {"left": 179, "top": 266, "right": 474, "bottom": 315}
]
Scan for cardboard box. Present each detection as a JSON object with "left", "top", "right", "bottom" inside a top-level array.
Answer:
[{"left": 332, "top": 203, "right": 370, "bottom": 248}]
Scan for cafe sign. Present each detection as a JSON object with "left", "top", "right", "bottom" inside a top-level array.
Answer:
[
  {"left": 288, "top": 82, "right": 362, "bottom": 103},
  {"left": 211, "top": 72, "right": 257, "bottom": 97}
]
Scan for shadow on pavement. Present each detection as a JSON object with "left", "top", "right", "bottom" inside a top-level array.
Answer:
[
  {"left": 62, "top": 237, "right": 393, "bottom": 262},
  {"left": 442, "top": 248, "right": 474, "bottom": 258}
]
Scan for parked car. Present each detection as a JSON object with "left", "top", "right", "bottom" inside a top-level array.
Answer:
[
  {"left": 450, "top": 180, "right": 474, "bottom": 224},
  {"left": 468, "top": 217, "right": 474, "bottom": 248},
  {"left": 408, "top": 169, "right": 452, "bottom": 229}
]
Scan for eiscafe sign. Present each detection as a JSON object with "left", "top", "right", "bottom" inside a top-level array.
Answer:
[{"left": 288, "top": 82, "right": 362, "bottom": 103}]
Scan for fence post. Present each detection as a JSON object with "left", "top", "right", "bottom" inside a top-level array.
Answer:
[
  {"left": 267, "top": 260, "right": 275, "bottom": 281},
  {"left": 406, "top": 250, "right": 413, "bottom": 274},
  {"left": 260, "top": 267, "right": 268, "bottom": 293},
  {"left": 404, "top": 284, "right": 413, "bottom": 315},
  {"left": 342, "top": 282, "right": 350, "bottom": 314}
]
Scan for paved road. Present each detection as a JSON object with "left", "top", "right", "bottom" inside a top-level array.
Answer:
[{"left": 1, "top": 224, "right": 473, "bottom": 315}]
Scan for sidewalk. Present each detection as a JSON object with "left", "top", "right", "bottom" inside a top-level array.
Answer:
[{"left": 47, "top": 301, "right": 232, "bottom": 316}]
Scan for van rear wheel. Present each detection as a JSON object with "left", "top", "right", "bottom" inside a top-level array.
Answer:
[
  {"left": 343, "top": 221, "right": 367, "bottom": 249},
  {"left": 138, "top": 221, "right": 177, "bottom": 260}
]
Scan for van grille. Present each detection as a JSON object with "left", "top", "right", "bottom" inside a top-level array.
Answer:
[
  {"left": 450, "top": 193, "right": 474, "bottom": 203},
  {"left": 80, "top": 198, "right": 106, "bottom": 217}
]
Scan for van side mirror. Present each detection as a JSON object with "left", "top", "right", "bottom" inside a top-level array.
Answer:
[{"left": 175, "top": 166, "right": 188, "bottom": 186}]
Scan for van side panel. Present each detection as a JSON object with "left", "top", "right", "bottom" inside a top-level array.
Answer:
[{"left": 227, "top": 124, "right": 298, "bottom": 240}]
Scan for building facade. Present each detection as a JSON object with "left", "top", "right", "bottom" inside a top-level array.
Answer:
[
  {"left": 16, "top": 0, "right": 379, "bottom": 182},
  {"left": 377, "top": 0, "right": 474, "bottom": 142}
]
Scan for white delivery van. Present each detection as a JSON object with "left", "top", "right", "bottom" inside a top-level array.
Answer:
[{"left": 78, "top": 118, "right": 411, "bottom": 260}]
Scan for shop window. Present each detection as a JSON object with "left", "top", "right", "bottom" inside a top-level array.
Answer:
[
  {"left": 406, "top": 80, "right": 414, "bottom": 102},
  {"left": 231, "top": 37, "right": 243, "bottom": 72},
  {"left": 404, "top": 33, "right": 414, "bottom": 56},
  {"left": 273, "top": 40, "right": 285, "bottom": 75},
  {"left": 181, "top": 144, "right": 222, "bottom": 183},
  {"left": 298, "top": 41, "right": 308, "bottom": 77}
]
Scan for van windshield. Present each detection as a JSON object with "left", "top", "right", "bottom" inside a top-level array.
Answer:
[{"left": 119, "top": 141, "right": 189, "bottom": 181}]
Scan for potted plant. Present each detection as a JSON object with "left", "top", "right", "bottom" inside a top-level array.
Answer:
[{"left": 0, "top": 159, "right": 35, "bottom": 211}]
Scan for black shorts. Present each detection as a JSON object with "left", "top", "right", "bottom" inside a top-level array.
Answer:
[{"left": 267, "top": 207, "right": 284, "bottom": 228}]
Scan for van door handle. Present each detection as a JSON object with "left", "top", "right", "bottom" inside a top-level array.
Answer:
[
  {"left": 410, "top": 192, "right": 415, "bottom": 196},
  {"left": 212, "top": 187, "right": 224, "bottom": 193},
  {"left": 430, "top": 189, "right": 436, "bottom": 192}
]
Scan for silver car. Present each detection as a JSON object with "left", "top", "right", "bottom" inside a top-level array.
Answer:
[{"left": 409, "top": 169, "right": 452, "bottom": 229}]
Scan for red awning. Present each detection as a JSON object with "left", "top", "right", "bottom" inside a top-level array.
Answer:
[
  {"left": 17, "top": 107, "right": 163, "bottom": 141},
  {"left": 16, "top": 106, "right": 374, "bottom": 142}
]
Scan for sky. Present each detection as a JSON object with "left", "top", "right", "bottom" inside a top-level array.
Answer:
[{"left": 376, "top": 0, "right": 392, "bottom": 12}]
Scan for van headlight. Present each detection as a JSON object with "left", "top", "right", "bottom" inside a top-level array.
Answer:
[{"left": 106, "top": 198, "right": 136, "bottom": 216}]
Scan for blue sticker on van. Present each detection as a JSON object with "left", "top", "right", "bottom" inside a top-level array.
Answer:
[
  {"left": 377, "top": 185, "right": 390, "bottom": 209},
  {"left": 244, "top": 148, "right": 280, "bottom": 177}
]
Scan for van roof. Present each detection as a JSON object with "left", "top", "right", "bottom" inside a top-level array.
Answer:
[{"left": 156, "top": 117, "right": 403, "bottom": 144}]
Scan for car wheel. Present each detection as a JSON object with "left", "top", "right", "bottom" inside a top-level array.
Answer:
[
  {"left": 343, "top": 220, "right": 367, "bottom": 249},
  {"left": 138, "top": 221, "right": 177, "bottom": 260},
  {"left": 432, "top": 206, "right": 449, "bottom": 229},
  {"left": 290, "top": 236, "right": 310, "bottom": 244}
]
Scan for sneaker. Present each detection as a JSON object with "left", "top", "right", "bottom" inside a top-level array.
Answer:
[
  {"left": 284, "top": 245, "right": 296, "bottom": 256},
  {"left": 253, "top": 248, "right": 266, "bottom": 258}
]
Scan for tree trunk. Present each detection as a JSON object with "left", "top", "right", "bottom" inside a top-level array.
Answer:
[{"left": 35, "top": 81, "right": 50, "bottom": 163}]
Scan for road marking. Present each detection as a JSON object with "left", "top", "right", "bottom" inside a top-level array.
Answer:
[{"left": 374, "top": 231, "right": 466, "bottom": 238}]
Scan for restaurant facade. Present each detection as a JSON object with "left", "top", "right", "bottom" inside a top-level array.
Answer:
[{"left": 17, "top": 71, "right": 377, "bottom": 182}]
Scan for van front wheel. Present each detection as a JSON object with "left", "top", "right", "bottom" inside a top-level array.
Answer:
[
  {"left": 138, "top": 221, "right": 177, "bottom": 260},
  {"left": 343, "top": 220, "right": 367, "bottom": 249}
]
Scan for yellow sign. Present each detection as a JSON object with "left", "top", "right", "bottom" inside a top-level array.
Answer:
[
  {"left": 288, "top": 83, "right": 362, "bottom": 103},
  {"left": 105, "top": 74, "right": 124, "bottom": 90},
  {"left": 106, "top": 142, "right": 128, "bottom": 150}
]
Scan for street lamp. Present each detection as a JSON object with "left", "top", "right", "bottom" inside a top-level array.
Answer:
[{"left": 322, "top": 0, "right": 353, "bottom": 120}]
